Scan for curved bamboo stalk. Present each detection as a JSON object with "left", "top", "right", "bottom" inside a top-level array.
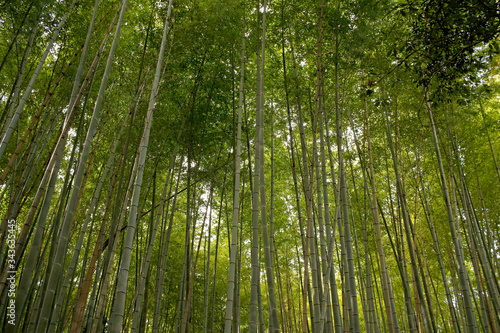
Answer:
[
  {"left": 109, "top": 1, "right": 172, "bottom": 330},
  {"left": 35, "top": 1, "right": 128, "bottom": 330}
]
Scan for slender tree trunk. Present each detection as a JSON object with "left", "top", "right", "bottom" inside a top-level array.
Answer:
[
  {"left": 180, "top": 185, "right": 214, "bottom": 333},
  {"left": 0, "top": 0, "right": 77, "bottom": 160},
  {"left": 109, "top": 1, "right": 172, "bottom": 330},
  {"left": 362, "top": 87, "right": 399, "bottom": 333},
  {"left": 0, "top": 1, "right": 34, "bottom": 77},
  {"left": 224, "top": 11, "right": 246, "bottom": 332},
  {"left": 35, "top": 2, "right": 127, "bottom": 330},
  {"left": 417, "top": 165, "right": 461, "bottom": 333},
  {"left": 335, "top": 41, "right": 361, "bottom": 333},
  {"left": 0, "top": 5, "right": 40, "bottom": 141},
  {"left": 424, "top": 87, "right": 479, "bottom": 332},
  {"left": 382, "top": 88, "right": 434, "bottom": 332}
]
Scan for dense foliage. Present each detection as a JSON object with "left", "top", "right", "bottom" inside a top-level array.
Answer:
[{"left": 0, "top": 0, "right": 499, "bottom": 332}]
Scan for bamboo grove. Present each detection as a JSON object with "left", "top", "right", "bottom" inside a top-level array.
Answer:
[{"left": 0, "top": 0, "right": 499, "bottom": 332}]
